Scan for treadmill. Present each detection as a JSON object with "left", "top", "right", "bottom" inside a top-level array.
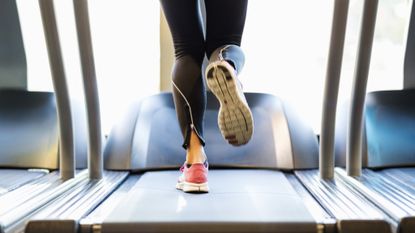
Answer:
[
  {"left": 333, "top": 0, "right": 415, "bottom": 232},
  {"left": 16, "top": 0, "right": 408, "bottom": 233},
  {"left": 0, "top": 1, "right": 129, "bottom": 232},
  {"left": 0, "top": 1, "right": 95, "bottom": 232}
]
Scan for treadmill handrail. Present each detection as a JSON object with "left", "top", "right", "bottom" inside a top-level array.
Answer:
[
  {"left": 38, "top": 0, "right": 75, "bottom": 180},
  {"left": 320, "top": 0, "right": 349, "bottom": 179},
  {"left": 73, "top": 0, "right": 103, "bottom": 179},
  {"left": 347, "top": 0, "right": 378, "bottom": 177}
]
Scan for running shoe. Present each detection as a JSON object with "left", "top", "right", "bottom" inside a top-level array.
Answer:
[
  {"left": 176, "top": 161, "right": 209, "bottom": 193},
  {"left": 205, "top": 59, "right": 254, "bottom": 146}
]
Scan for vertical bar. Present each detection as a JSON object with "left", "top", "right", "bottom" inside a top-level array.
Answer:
[
  {"left": 347, "top": 0, "right": 378, "bottom": 177},
  {"left": 404, "top": 0, "right": 415, "bottom": 89},
  {"left": 320, "top": 0, "right": 349, "bottom": 179},
  {"left": 73, "top": 0, "right": 103, "bottom": 179},
  {"left": 38, "top": 0, "right": 75, "bottom": 180}
]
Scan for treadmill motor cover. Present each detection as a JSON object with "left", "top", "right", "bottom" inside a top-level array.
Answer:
[{"left": 104, "top": 92, "right": 319, "bottom": 171}]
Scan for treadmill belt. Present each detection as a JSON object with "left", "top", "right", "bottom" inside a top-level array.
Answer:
[{"left": 102, "top": 170, "right": 316, "bottom": 233}]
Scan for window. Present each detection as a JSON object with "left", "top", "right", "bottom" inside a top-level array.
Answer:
[
  {"left": 241, "top": 0, "right": 411, "bottom": 133},
  {"left": 17, "top": 0, "right": 160, "bottom": 134},
  {"left": 17, "top": 0, "right": 412, "bottom": 135}
]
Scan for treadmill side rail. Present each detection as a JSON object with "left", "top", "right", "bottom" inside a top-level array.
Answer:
[
  {"left": 286, "top": 174, "right": 336, "bottom": 233},
  {"left": 336, "top": 168, "right": 415, "bottom": 233},
  {"left": 25, "top": 171, "right": 128, "bottom": 233},
  {"left": 0, "top": 171, "right": 88, "bottom": 233},
  {"left": 295, "top": 169, "right": 393, "bottom": 233}
]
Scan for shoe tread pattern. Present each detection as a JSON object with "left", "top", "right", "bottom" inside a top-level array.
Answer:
[{"left": 206, "top": 61, "right": 253, "bottom": 146}]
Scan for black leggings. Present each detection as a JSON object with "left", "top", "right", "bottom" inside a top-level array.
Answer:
[{"left": 160, "top": 0, "right": 248, "bottom": 149}]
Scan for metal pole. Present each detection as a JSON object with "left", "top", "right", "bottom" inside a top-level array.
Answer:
[
  {"left": 320, "top": 0, "right": 349, "bottom": 179},
  {"left": 38, "top": 0, "right": 75, "bottom": 180},
  {"left": 73, "top": 0, "right": 103, "bottom": 179},
  {"left": 347, "top": 0, "right": 378, "bottom": 177}
]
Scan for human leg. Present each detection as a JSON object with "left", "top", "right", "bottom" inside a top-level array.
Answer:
[
  {"left": 204, "top": 0, "right": 253, "bottom": 146},
  {"left": 204, "top": 0, "right": 248, "bottom": 57},
  {"left": 160, "top": 0, "right": 209, "bottom": 192},
  {"left": 160, "top": 0, "right": 207, "bottom": 163}
]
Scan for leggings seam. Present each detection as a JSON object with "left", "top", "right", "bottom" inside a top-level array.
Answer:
[{"left": 172, "top": 80, "right": 204, "bottom": 142}]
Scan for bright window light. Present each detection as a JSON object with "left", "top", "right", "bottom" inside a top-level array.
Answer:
[
  {"left": 241, "top": 0, "right": 411, "bottom": 133},
  {"left": 17, "top": 0, "right": 160, "bottom": 135},
  {"left": 17, "top": 0, "right": 411, "bottom": 135},
  {"left": 88, "top": 0, "right": 160, "bottom": 134}
]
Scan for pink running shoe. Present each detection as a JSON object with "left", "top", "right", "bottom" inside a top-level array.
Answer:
[{"left": 176, "top": 161, "right": 209, "bottom": 193}]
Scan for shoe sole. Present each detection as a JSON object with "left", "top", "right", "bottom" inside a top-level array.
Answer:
[
  {"left": 205, "top": 61, "right": 254, "bottom": 146},
  {"left": 176, "top": 181, "right": 209, "bottom": 193}
]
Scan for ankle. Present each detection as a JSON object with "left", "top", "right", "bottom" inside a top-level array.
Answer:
[
  {"left": 186, "top": 149, "right": 207, "bottom": 164},
  {"left": 186, "top": 129, "right": 207, "bottom": 164}
]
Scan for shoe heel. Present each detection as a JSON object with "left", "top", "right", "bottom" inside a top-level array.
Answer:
[{"left": 182, "top": 182, "right": 209, "bottom": 193}]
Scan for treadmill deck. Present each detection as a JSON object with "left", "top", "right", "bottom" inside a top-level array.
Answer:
[{"left": 101, "top": 169, "right": 317, "bottom": 233}]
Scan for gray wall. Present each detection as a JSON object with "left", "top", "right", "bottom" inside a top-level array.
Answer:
[
  {"left": 0, "top": 0, "right": 27, "bottom": 89},
  {"left": 159, "top": 9, "right": 174, "bottom": 92}
]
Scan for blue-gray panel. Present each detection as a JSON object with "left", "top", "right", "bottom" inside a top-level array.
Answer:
[
  {"left": 0, "top": 90, "right": 87, "bottom": 169},
  {"left": 0, "top": 90, "right": 58, "bottom": 169},
  {"left": 365, "top": 90, "right": 415, "bottom": 167},
  {"left": 101, "top": 170, "right": 317, "bottom": 233},
  {"left": 336, "top": 90, "right": 415, "bottom": 168},
  {"left": 105, "top": 92, "right": 318, "bottom": 171}
]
